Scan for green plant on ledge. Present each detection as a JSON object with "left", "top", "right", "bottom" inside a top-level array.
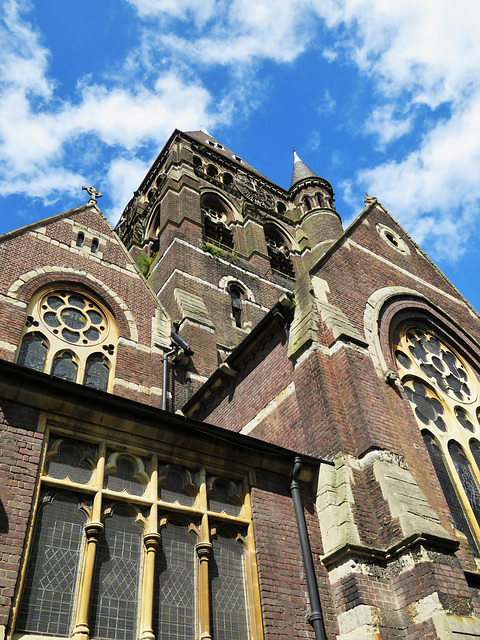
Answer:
[
  {"left": 201, "top": 239, "right": 238, "bottom": 263},
  {"left": 132, "top": 248, "right": 158, "bottom": 276}
]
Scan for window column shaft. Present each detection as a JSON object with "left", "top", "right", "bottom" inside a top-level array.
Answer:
[
  {"left": 140, "top": 455, "right": 159, "bottom": 640},
  {"left": 72, "top": 521, "right": 104, "bottom": 640},
  {"left": 72, "top": 443, "right": 105, "bottom": 640},
  {"left": 197, "top": 473, "right": 212, "bottom": 640},
  {"left": 196, "top": 512, "right": 213, "bottom": 640}
]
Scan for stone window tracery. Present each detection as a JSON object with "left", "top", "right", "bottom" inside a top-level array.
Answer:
[
  {"left": 16, "top": 288, "right": 117, "bottom": 392},
  {"left": 395, "top": 326, "right": 480, "bottom": 553},
  {"left": 14, "top": 434, "right": 261, "bottom": 640},
  {"left": 201, "top": 194, "right": 234, "bottom": 249},
  {"left": 264, "top": 225, "right": 294, "bottom": 278}
]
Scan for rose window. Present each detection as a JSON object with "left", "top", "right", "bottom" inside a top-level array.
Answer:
[
  {"left": 17, "top": 288, "right": 117, "bottom": 392},
  {"left": 403, "top": 380, "right": 446, "bottom": 431},
  {"left": 404, "top": 328, "right": 472, "bottom": 401},
  {"left": 394, "top": 325, "right": 480, "bottom": 555},
  {"left": 40, "top": 292, "right": 108, "bottom": 346}
]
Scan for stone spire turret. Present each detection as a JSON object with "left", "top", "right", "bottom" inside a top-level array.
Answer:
[{"left": 291, "top": 150, "right": 319, "bottom": 188}]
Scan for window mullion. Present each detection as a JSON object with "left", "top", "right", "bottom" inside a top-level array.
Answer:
[
  {"left": 72, "top": 441, "right": 106, "bottom": 640},
  {"left": 140, "top": 454, "right": 159, "bottom": 640},
  {"left": 196, "top": 467, "right": 213, "bottom": 640},
  {"left": 243, "top": 479, "right": 264, "bottom": 640}
]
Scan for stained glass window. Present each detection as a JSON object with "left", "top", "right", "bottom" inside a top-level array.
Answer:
[
  {"left": 90, "top": 505, "right": 143, "bottom": 640},
  {"left": 17, "top": 289, "right": 116, "bottom": 391},
  {"left": 449, "top": 442, "right": 480, "bottom": 527},
  {"left": 208, "top": 479, "right": 242, "bottom": 517},
  {"left": 51, "top": 352, "right": 78, "bottom": 382},
  {"left": 17, "top": 491, "right": 87, "bottom": 635},
  {"left": 422, "top": 433, "right": 478, "bottom": 556},
  {"left": 395, "top": 326, "right": 480, "bottom": 555},
  {"left": 105, "top": 456, "right": 146, "bottom": 496},
  {"left": 159, "top": 467, "right": 195, "bottom": 506},
  {"left": 154, "top": 520, "right": 196, "bottom": 639},
  {"left": 84, "top": 354, "right": 109, "bottom": 391},
  {"left": 46, "top": 438, "right": 95, "bottom": 484},
  {"left": 17, "top": 333, "right": 48, "bottom": 372},
  {"left": 17, "top": 436, "right": 258, "bottom": 640},
  {"left": 210, "top": 527, "right": 249, "bottom": 640}
]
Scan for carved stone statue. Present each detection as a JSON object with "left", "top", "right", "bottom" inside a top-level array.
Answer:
[{"left": 82, "top": 186, "right": 102, "bottom": 205}]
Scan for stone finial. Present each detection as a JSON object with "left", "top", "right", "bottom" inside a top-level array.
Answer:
[
  {"left": 364, "top": 193, "right": 378, "bottom": 206},
  {"left": 82, "top": 186, "right": 102, "bottom": 205}
]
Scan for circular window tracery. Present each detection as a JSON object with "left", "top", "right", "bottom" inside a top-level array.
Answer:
[
  {"left": 404, "top": 328, "right": 473, "bottom": 402},
  {"left": 40, "top": 292, "right": 108, "bottom": 347},
  {"left": 394, "top": 324, "right": 480, "bottom": 554},
  {"left": 17, "top": 287, "right": 117, "bottom": 392}
]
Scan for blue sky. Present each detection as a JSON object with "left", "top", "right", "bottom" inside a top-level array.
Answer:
[{"left": 1, "top": 0, "right": 479, "bottom": 310}]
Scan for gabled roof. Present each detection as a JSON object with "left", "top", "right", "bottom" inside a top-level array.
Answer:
[{"left": 0, "top": 203, "right": 98, "bottom": 244}]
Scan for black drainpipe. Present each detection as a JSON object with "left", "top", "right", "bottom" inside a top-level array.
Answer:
[{"left": 290, "top": 455, "right": 327, "bottom": 640}]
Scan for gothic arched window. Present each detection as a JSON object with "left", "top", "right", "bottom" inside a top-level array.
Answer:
[
  {"left": 201, "top": 194, "right": 234, "bottom": 249},
  {"left": 264, "top": 225, "right": 294, "bottom": 278},
  {"left": 16, "top": 288, "right": 117, "bottom": 392},
  {"left": 395, "top": 326, "right": 480, "bottom": 554}
]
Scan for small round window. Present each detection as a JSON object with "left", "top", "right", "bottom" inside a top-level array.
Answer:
[{"left": 376, "top": 223, "right": 410, "bottom": 255}]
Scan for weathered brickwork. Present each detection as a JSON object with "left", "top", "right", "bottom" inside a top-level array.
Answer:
[
  {"left": 1, "top": 129, "right": 479, "bottom": 639},
  {"left": 0, "top": 401, "right": 43, "bottom": 630}
]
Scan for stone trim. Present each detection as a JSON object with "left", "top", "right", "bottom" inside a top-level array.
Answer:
[{"left": 7, "top": 267, "right": 139, "bottom": 342}]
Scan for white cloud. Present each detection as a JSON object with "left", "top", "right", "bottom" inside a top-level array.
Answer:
[
  {"left": 358, "top": 94, "right": 480, "bottom": 260},
  {"left": 364, "top": 104, "right": 413, "bottom": 147},
  {"left": 105, "top": 157, "right": 151, "bottom": 226}
]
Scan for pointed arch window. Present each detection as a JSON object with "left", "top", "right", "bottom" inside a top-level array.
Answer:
[
  {"left": 201, "top": 194, "right": 234, "bottom": 249},
  {"left": 16, "top": 288, "right": 117, "bottom": 392},
  {"left": 264, "top": 225, "right": 294, "bottom": 278},
  {"left": 395, "top": 326, "right": 480, "bottom": 554}
]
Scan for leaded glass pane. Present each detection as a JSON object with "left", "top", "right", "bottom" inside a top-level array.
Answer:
[
  {"left": 153, "top": 520, "right": 196, "bottom": 639},
  {"left": 46, "top": 439, "right": 95, "bottom": 484},
  {"left": 159, "top": 468, "right": 195, "bottom": 506},
  {"left": 90, "top": 505, "right": 143, "bottom": 640},
  {"left": 62, "top": 328, "right": 80, "bottom": 343},
  {"left": 455, "top": 407, "right": 475, "bottom": 432},
  {"left": 84, "top": 354, "right": 109, "bottom": 391},
  {"left": 68, "top": 295, "right": 85, "bottom": 309},
  {"left": 471, "top": 439, "right": 480, "bottom": 473},
  {"left": 449, "top": 441, "right": 480, "bottom": 527},
  {"left": 84, "top": 327, "right": 100, "bottom": 341},
  {"left": 47, "top": 295, "right": 64, "bottom": 310},
  {"left": 105, "top": 457, "right": 145, "bottom": 496},
  {"left": 51, "top": 352, "right": 78, "bottom": 382},
  {"left": 17, "top": 491, "right": 86, "bottom": 635},
  {"left": 61, "top": 308, "right": 87, "bottom": 330},
  {"left": 422, "top": 433, "right": 478, "bottom": 556},
  {"left": 44, "top": 311, "right": 60, "bottom": 327},
  {"left": 210, "top": 527, "right": 249, "bottom": 640},
  {"left": 17, "top": 333, "right": 48, "bottom": 372},
  {"left": 88, "top": 310, "right": 103, "bottom": 325},
  {"left": 208, "top": 479, "right": 242, "bottom": 517}
]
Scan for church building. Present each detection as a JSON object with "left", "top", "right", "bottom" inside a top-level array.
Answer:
[{"left": 1, "top": 128, "right": 480, "bottom": 640}]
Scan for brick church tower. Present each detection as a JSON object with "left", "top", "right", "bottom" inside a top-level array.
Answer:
[{"left": 1, "top": 128, "right": 480, "bottom": 640}]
